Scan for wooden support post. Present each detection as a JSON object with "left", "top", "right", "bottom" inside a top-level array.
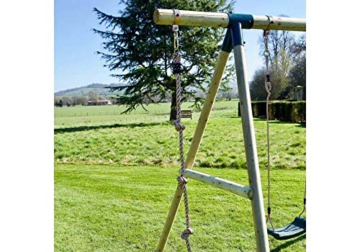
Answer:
[
  {"left": 156, "top": 46, "right": 231, "bottom": 252},
  {"left": 156, "top": 185, "right": 183, "bottom": 252},
  {"left": 184, "top": 169, "right": 253, "bottom": 199},
  {"left": 231, "top": 23, "right": 269, "bottom": 251}
]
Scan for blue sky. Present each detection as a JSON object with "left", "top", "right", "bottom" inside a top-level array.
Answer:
[{"left": 55, "top": 0, "right": 305, "bottom": 92}]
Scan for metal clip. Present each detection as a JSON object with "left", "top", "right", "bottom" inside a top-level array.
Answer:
[
  {"left": 172, "top": 25, "right": 179, "bottom": 32},
  {"left": 173, "top": 24, "right": 179, "bottom": 52}
]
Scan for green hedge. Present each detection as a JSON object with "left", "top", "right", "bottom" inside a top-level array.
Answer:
[{"left": 239, "top": 101, "right": 306, "bottom": 123}]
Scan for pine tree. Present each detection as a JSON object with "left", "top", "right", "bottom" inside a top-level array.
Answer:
[{"left": 93, "top": 0, "right": 234, "bottom": 120}]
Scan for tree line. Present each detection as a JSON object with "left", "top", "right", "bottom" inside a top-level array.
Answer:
[
  {"left": 54, "top": 89, "right": 238, "bottom": 107},
  {"left": 250, "top": 31, "right": 306, "bottom": 101},
  {"left": 54, "top": 96, "right": 117, "bottom": 107}
]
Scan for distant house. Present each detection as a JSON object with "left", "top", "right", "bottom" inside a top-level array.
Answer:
[{"left": 87, "top": 100, "right": 112, "bottom": 106}]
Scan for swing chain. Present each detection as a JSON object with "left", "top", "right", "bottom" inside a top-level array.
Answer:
[
  {"left": 263, "top": 30, "right": 272, "bottom": 96},
  {"left": 172, "top": 24, "right": 194, "bottom": 252},
  {"left": 263, "top": 29, "right": 306, "bottom": 232},
  {"left": 263, "top": 29, "right": 275, "bottom": 231}
]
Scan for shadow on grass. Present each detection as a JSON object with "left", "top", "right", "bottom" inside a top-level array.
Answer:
[
  {"left": 54, "top": 122, "right": 165, "bottom": 134},
  {"left": 271, "top": 234, "right": 306, "bottom": 252}
]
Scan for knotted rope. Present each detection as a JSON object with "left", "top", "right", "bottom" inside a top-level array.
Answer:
[{"left": 172, "top": 24, "right": 193, "bottom": 252}]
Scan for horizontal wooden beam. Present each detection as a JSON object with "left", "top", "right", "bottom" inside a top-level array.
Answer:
[
  {"left": 183, "top": 169, "right": 253, "bottom": 199},
  {"left": 251, "top": 15, "right": 306, "bottom": 31},
  {"left": 154, "top": 9, "right": 228, "bottom": 28},
  {"left": 153, "top": 9, "right": 306, "bottom": 32}
]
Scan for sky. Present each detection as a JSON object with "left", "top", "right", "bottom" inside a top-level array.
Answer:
[{"left": 54, "top": 0, "right": 306, "bottom": 92}]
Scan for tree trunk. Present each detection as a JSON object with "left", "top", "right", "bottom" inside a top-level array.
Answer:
[{"left": 170, "top": 91, "right": 177, "bottom": 121}]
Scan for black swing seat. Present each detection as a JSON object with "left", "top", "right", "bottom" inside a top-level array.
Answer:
[{"left": 267, "top": 217, "right": 306, "bottom": 240}]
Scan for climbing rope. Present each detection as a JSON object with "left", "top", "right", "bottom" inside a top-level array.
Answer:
[
  {"left": 172, "top": 23, "right": 194, "bottom": 252},
  {"left": 263, "top": 29, "right": 275, "bottom": 231}
]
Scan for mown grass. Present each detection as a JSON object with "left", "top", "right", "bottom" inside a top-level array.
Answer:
[
  {"left": 54, "top": 100, "right": 306, "bottom": 251},
  {"left": 54, "top": 101, "right": 305, "bottom": 170},
  {"left": 55, "top": 164, "right": 306, "bottom": 252}
]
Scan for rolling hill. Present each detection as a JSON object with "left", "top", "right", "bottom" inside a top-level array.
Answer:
[{"left": 54, "top": 83, "right": 125, "bottom": 99}]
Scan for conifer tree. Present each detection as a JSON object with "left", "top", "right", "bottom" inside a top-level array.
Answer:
[{"left": 93, "top": 0, "right": 234, "bottom": 120}]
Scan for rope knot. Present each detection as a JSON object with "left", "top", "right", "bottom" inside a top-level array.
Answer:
[
  {"left": 181, "top": 228, "right": 194, "bottom": 240},
  {"left": 173, "top": 121, "right": 186, "bottom": 131},
  {"left": 177, "top": 175, "right": 188, "bottom": 185}
]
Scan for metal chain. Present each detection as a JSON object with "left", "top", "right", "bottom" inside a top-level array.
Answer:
[
  {"left": 172, "top": 24, "right": 194, "bottom": 252},
  {"left": 263, "top": 30, "right": 275, "bottom": 230}
]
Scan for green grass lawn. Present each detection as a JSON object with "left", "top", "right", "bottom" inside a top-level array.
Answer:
[
  {"left": 55, "top": 164, "right": 305, "bottom": 252},
  {"left": 54, "top": 101, "right": 305, "bottom": 170},
  {"left": 54, "top": 101, "right": 306, "bottom": 251}
]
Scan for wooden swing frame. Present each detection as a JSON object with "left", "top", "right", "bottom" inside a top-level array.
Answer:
[{"left": 153, "top": 9, "right": 306, "bottom": 252}]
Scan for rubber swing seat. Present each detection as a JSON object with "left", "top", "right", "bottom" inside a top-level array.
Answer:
[{"left": 267, "top": 217, "right": 306, "bottom": 240}]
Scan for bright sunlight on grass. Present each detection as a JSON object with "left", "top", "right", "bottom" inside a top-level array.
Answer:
[{"left": 54, "top": 100, "right": 306, "bottom": 251}]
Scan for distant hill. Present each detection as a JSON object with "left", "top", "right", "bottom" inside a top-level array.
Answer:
[
  {"left": 55, "top": 82, "right": 239, "bottom": 101},
  {"left": 54, "top": 83, "right": 125, "bottom": 98}
]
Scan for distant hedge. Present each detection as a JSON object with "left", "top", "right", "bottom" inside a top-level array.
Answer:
[{"left": 238, "top": 101, "right": 306, "bottom": 123}]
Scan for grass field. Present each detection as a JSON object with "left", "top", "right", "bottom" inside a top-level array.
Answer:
[{"left": 54, "top": 100, "right": 306, "bottom": 251}]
